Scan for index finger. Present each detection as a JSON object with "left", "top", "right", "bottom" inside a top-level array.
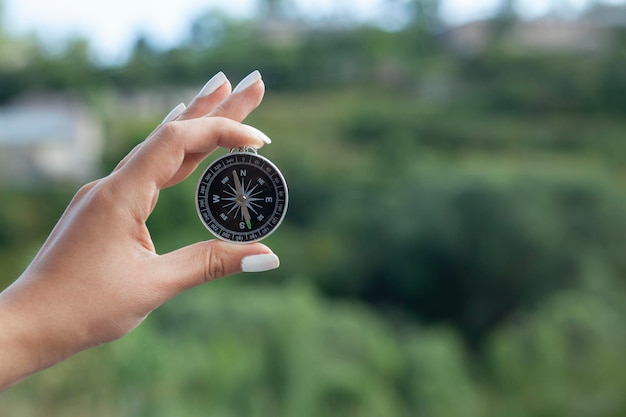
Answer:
[{"left": 112, "top": 117, "right": 267, "bottom": 214}]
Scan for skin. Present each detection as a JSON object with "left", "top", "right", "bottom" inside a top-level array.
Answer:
[{"left": 0, "top": 73, "right": 274, "bottom": 390}]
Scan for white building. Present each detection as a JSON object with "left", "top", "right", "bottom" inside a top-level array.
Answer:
[{"left": 0, "top": 95, "right": 103, "bottom": 185}]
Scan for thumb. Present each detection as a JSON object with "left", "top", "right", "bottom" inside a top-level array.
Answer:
[{"left": 155, "top": 240, "right": 279, "bottom": 296}]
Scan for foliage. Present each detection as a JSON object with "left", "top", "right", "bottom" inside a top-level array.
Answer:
[
  {"left": 325, "top": 171, "right": 626, "bottom": 341},
  {"left": 0, "top": 284, "right": 421, "bottom": 416},
  {"left": 486, "top": 290, "right": 626, "bottom": 416},
  {"left": 4, "top": 285, "right": 626, "bottom": 417},
  {"left": 3, "top": 2, "right": 626, "bottom": 415},
  {"left": 0, "top": 187, "right": 75, "bottom": 287}
]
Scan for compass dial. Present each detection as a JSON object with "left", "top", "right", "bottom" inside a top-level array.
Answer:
[{"left": 196, "top": 151, "right": 288, "bottom": 243}]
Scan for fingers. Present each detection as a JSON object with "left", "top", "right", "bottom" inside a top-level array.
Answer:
[
  {"left": 162, "top": 102, "right": 187, "bottom": 124},
  {"left": 177, "top": 72, "right": 231, "bottom": 120},
  {"left": 112, "top": 103, "right": 187, "bottom": 173},
  {"left": 115, "top": 117, "right": 268, "bottom": 209},
  {"left": 156, "top": 122, "right": 271, "bottom": 189},
  {"left": 177, "top": 70, "right": 264, "bottom": 122},
  {"left": 155, "top": 240, "right": 279, "bottom": 297},
  {"left": 112, "top": 70, "right": 265, "bottom": 175},
  {"left": 207, "top": 70, "right": 265, "bottom": 122}
]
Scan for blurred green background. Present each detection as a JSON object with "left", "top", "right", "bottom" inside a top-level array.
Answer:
[{"left": 2, "top": 0, "right": 626, "bottom": 415}]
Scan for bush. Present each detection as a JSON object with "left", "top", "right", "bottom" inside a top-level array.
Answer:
[{"left": 321, "top": 169, "right": 626, "bottom": 347}]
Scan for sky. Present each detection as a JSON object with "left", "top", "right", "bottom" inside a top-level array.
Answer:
[{"left": 3, "top": 0, "right": 625, "bottom": 62}]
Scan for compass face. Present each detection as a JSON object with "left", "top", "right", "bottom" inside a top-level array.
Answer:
[{"left": 196, "top": 151, "right": 288, "bottom": 243}]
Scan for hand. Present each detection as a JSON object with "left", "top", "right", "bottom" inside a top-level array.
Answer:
[{"left": 0, "top": 70, "right": 279, "bottom": 390}]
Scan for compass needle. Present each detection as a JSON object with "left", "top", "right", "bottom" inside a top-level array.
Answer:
[
  {"left": 232, "top": 170, "right": 243, "bottom": 194},
  {"left": 233, "top": 170, "right": 253, "bottom": 229}
]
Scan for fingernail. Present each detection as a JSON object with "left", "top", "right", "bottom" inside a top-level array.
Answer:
[
  {"left": 232, "top": 70, "right": 262, "bottom": 94},
  {"left": 243, "top": 124, "right": 272, "bottom": 144},
  {"left": 161, "top": 103, "right": 186, "bottom": 123},
  {"left": 241, "top": 253, "right": 280, "bottom": 272},
  {"left": 197, "top": 71, "right": 228, "bottom": 97}
]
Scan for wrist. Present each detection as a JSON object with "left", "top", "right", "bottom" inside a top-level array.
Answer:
[
  {"left": 0, "top": 274, "right": 70, "bottom": 390},
  {"left": 0, "top": 292, "right": 41, "bottom": 390}
]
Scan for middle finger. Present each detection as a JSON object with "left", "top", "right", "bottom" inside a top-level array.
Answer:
[{"left": 177, "top": 71, "right": 232, "bottom": 120}]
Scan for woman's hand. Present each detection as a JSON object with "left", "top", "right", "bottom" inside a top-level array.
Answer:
[{"left": 0, "top": 71, "right": 279, "bottom": 390}]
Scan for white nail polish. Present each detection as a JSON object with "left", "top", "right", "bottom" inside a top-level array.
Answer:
[
  {"left": 161, "top": 103, "right": 186, "bottom": 123},
  {"left": 243, "top": 124, "right": 272, "bottom": 144},
  {"left": 232, "top": 70, "right": 262, "bottom": 94},
  {"left": 241, "top": 254, "right": 279, "bottom": 273},
  {"left": 198, "top": 71, "right": 228, "bottom": 97}
]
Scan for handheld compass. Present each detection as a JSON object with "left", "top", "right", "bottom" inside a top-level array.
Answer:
[{"left": 196, "top": 148, "right": 288, "bottom": 243}]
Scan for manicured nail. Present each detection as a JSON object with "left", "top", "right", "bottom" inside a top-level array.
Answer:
[
  {"left": 232, "top": 70, "right": 262, "bottom": 94},
  {"left": 243, "top": 124, "right": 272, "bottom": 144},
  {"left": 241, "top": 253, "right": 280, "bottom": 272},
  {"left": 197, "top": 71, "right": 228, "bottom": 97},
  {"left": 161, "top": 103, "right": 186, "bottom": 123}
]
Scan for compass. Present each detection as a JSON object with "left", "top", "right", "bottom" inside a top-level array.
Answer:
[{"left": 196, "top": 148, "right": 288, "bottom": 243}]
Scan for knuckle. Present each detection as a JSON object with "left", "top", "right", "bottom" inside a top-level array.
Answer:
[
  {"left": 83, "top": 180, "right": 115, "bottom": 210},
  {"left": 157, "top": 120, "right": 185, "bottom": 144},
  {"left": 74, "top": 179, "right": 100, "bottom": 200},
  {"left": 74, "top": 176, "right": 127, "bottom": 216},
  {"left": 202, "top": 244, "right": 231, "bottom": 283},
  {"left": 68, "top": 179, "right": 107, "bottom": 211}
]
